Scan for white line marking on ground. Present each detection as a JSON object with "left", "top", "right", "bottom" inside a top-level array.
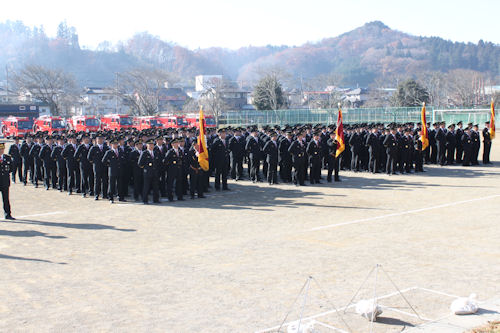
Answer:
[
  {"left": 309, "top": 194, "right": 500, "bottom": 231},
  {"left": 416, "top": 287, "right": 461, "bottom": 299},
  {"left": 15, "top": 211, "right": 67, "bottom": 219}
]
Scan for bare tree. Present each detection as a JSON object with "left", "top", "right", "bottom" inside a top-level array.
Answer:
[
  {"left": 446, "top": 69, "right": 485, "bottom": 107},
  {"left": 416, "top": 71, "right": 448, "bottom": 107},
  {"left": 199, "top": 77, "right": 232, "bottom": 127},
  {"left": 12, "top": 64, "right": 79, "bottom": 116},
  {"left": 116, "top": 68, "right": 178, "bottom": 116}
]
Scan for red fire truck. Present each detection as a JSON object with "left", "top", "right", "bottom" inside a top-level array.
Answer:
[
  {"left": 33, "top": 116, "right": 66, "bottom": 134},
  {"left": 133, "top": 116, "right": 164, "bottom": 130},
  {"left": 100, "top": 114, "right": 134, "bottom": 131},
  {"left": 66, "top": 116, "right": 101, "bottom": 132},
  {"left": 158, "top": 115, "right": 188, "bottom": 129},
  {"left": 185, "top": 114, "right": 216, "bottom": 128},
  {"left": 1, "top": 116, "right": 34, "bottom": 138}
]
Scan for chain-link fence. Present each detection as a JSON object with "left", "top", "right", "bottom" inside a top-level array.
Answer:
[{"left": 220, "top": 107, "right": 492, "bottom": 128}]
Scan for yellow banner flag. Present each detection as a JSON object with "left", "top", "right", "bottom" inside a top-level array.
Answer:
[
  {"left": 198, "top": 106, "right": 210, "bottom": 171},
  {"left": 490, "top": 99, "right": 495, "bottom": 140},
  {"left": 421, "top": 103, "right": 429, "bottom": 150},
  {"left": 335, "top": 107, "right": 345, "bottom": 158}
]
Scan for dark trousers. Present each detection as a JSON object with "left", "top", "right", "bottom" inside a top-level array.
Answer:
[
  {"left": 437, "top": 144, "right": 446, "bottom": 166},
  {"left": 57, "top": 163, "right": 67, "bottom": 191},
  {"left": 94, "top": 169, "right": 108, "bottom": 197},
  {"left": 456, "top": 146, "right": 463, "bottom": 163},
  {"left": 415, "top": 151, "right": 424, "bottom": 172},
  {"left": 133, "top": 168, "right": 143, "bottom": 200},
  {"left": 280, "top": 159, "right": 292, "bottom": 182},
  {"left": 309, "top": 160, "right": 321, "bottom": 183},
  {"left": 34, "top": 159, "right": 43, "bottom": 185},
  {"left": 167, "top": 168, "right": 183, "bottom": 200},
  {"left": 1, "top": 186, "right": 11, "bottom": 217},
  {"left": 267, "top": 161, "right": 278, "bottom": 184},
  {"left": 327, "top": 156, "right": 340, "bottom": 181},
  {"left": 44, "top": 164, "right": 57, "bottom": 189},
  {"left": 386, "top": 154, "right": 397, "bottom": 174},
  {"left": 230, "top": 156, "right": 243, "bottom": 179},
  {"left": 446, "top": 146, "right": 455, "bottom": 164},
  {"left": 351, "top": 151, "right": 360, "bottom": 171},
  {"left": 430, "top": 144, "right": 438, "bottom": 163},
  {"left": 67, "top": 165, "right": 77, "bottom": 192},
  {"left": 368, "top": 150, "right": 378, "bottom": 173},
  {"left": 189, "top": 170, "right": 204, "bottom": 197},
  {"left": 293, "top": 160, "right": 306, "bottom": 185},
  {"left": 250, "top": 158, "right": 261, "bottom": 181},
  {"left": 108, "top": 174, "right": 123, "bottom": 200},
  {"left": 80, "top": 166, "right": 94, "bottom": 195},
  {"left": 483, "top": 142, "right": 491, "bottom": 164},
  {"left": 143, "top": 173, "right": 159, "bottom": 203},
  {"left": 463, "top": 149, "right": 472, "bottom": 166},
  {"left": 214, "top": 162, "right": 229, "bottom": 189},
  {"left": 158, "top": 168, "right": 167, "bottom": 197},
  {"left": 12, "top": 160, "right": 22, "bottom": 182},
  {"left": 23, "top": 158, "right": 33, "bottom": 184}
]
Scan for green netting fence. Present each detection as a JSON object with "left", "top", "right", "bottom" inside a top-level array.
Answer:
[{"left": 219, "top": 107, "right": 492, "bottom": 128}]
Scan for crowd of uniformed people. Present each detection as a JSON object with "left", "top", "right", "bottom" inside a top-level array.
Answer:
[{"left": 0, "top": 119, "right": 493, "bottom": 210}]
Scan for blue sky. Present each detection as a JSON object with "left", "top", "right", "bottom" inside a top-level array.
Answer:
[{"left": 1, "top": 0, "right": 498, "bottom": 49}]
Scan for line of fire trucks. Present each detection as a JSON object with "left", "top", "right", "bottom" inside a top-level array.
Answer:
[{"left": 0, "top": 114, "right": 217, "bottom": 138}]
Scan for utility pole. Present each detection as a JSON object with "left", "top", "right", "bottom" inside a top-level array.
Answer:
[
  {"left": 6, "top": 65, "right": 9, "bottom": 103},
  {"left": 115, "top": 72, "right": 118, "bottom": 113}
]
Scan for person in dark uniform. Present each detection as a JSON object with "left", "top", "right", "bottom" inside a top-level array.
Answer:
[
  {"left": 20, "top": 134, "right": 34, "bottom": 186},
  {"left": 62, "top": 134, "right": 78, "bottom": 195},
  {"left": 278, "top": 131, "right": 293, "bottom": 183},
  {"left": 288, "top": 132, "right": 307, "bottom": 186},
  {"left": 455, "top": 121, "right": 464, "bottom": 163},
  {"left": 138, "top": 138, "right": 161, "bottom": 204},
  {"left": 211, "top": 128, "right": 230, "bottom": 191},
  {"left": 51, "top": 136, "right": 67, "bottom": 192},
  {"left": 445, "top": 124, "right": 456, "bottom": 165},
  {"left": 461, "top": 128, "right": 473, "bottom": 166},
  {"left": 0, "top": 142, "right": 15, "bottom": 220},
  {"left": 119, "top": 136, "right": 132, "bottom": 198},
  {"left": 383, "top": 128, "right": 398, "bottom": 175},
  {"left": 102, "top": 138, "right": 126, "bottom": 203},
  {"left": 74, "top": 134, "right": 94, "bottom": 197},
  {"left": 349, "top": 127, "right": 362, "bottom": 172},
  {"left": 129, "top": 140, "right": 144, "bottom": 201},
  {"left": 8, "top": 136, "right": 22, "bottom": 183},
  {"left": 188, "top": 140, "right": 205, "bottom": 199},
  {"left": 326, "top": 132, "right": 340, "bottom": 182},
  {"left": 246, "top": 129, "right": 263, "bottom": 183},
  {"left": 29, "top": 135, "right": 43, "bottom": 188},
  {"left": 366, "top": 127, "right": 380, "bottom": 173},
  {"left": 228, "top": 128, "right": 245, "bottom": 180},
  {"left": 429, "top": 123, "right": 438, "bottom": 164},
  {"left": 471, "top": 124, "right": 480, "bottom": 165},
  {"left": 399, "top": 129, "right": 412, "bottom": 173},
  {"left": 306, "top": 131, "right": 322, "bottom": 184},
  {"left": 435, "top": 122, "right": 447, "bottom": 166},
  {"left": 88, "top": 133, "right": 108, "bottom": 200},
  {"left": 482, "top": 121, "right": 492, "bottom": 164},
  {"left": 263, "top": 132, "right": 279, "bottom": 185},
  {"left": 39, "top": 135, "right": 57, "bottom": 190},
  {"left": 154, "top": 136, "right": 167, "bottom": 197},
  {"left": 164, "top": 138, "right": 184, "bottom": 201},
  {"left": 414, "top": 129, "right": 424, "bottom": 173}
]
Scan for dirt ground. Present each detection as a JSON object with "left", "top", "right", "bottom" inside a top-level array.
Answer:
[{"left": 0, "top": 145, "right": 499, "bottom": 332}]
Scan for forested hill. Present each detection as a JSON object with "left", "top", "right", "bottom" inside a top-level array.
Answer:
[{"left": 0, "top": 20, "right": 498, "bottom": 87}]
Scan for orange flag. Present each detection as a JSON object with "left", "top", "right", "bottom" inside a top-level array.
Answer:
[
  {"left": 421, "top": 103, "right": 429, "bottom": 150},
  {"left": 198, "top": 106, "right": 209, "bottom": 171},
  {"left": 490, "top": 99, "right": 496, "bottom": 140},
  {"left": 335, "top": 107, "right": 345, "bottom": 158}
]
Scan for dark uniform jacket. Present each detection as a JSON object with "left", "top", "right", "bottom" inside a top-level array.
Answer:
[{"left": 263, "top": 140, "right": 279, "bottom": 164}]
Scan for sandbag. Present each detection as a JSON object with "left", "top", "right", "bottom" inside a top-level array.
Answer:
[
  {"left": 450, "top": 293, "right": 478, "bottom": 315},
  {"left": 355, "top": 299, "right": 383, "bottom": 321}
]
